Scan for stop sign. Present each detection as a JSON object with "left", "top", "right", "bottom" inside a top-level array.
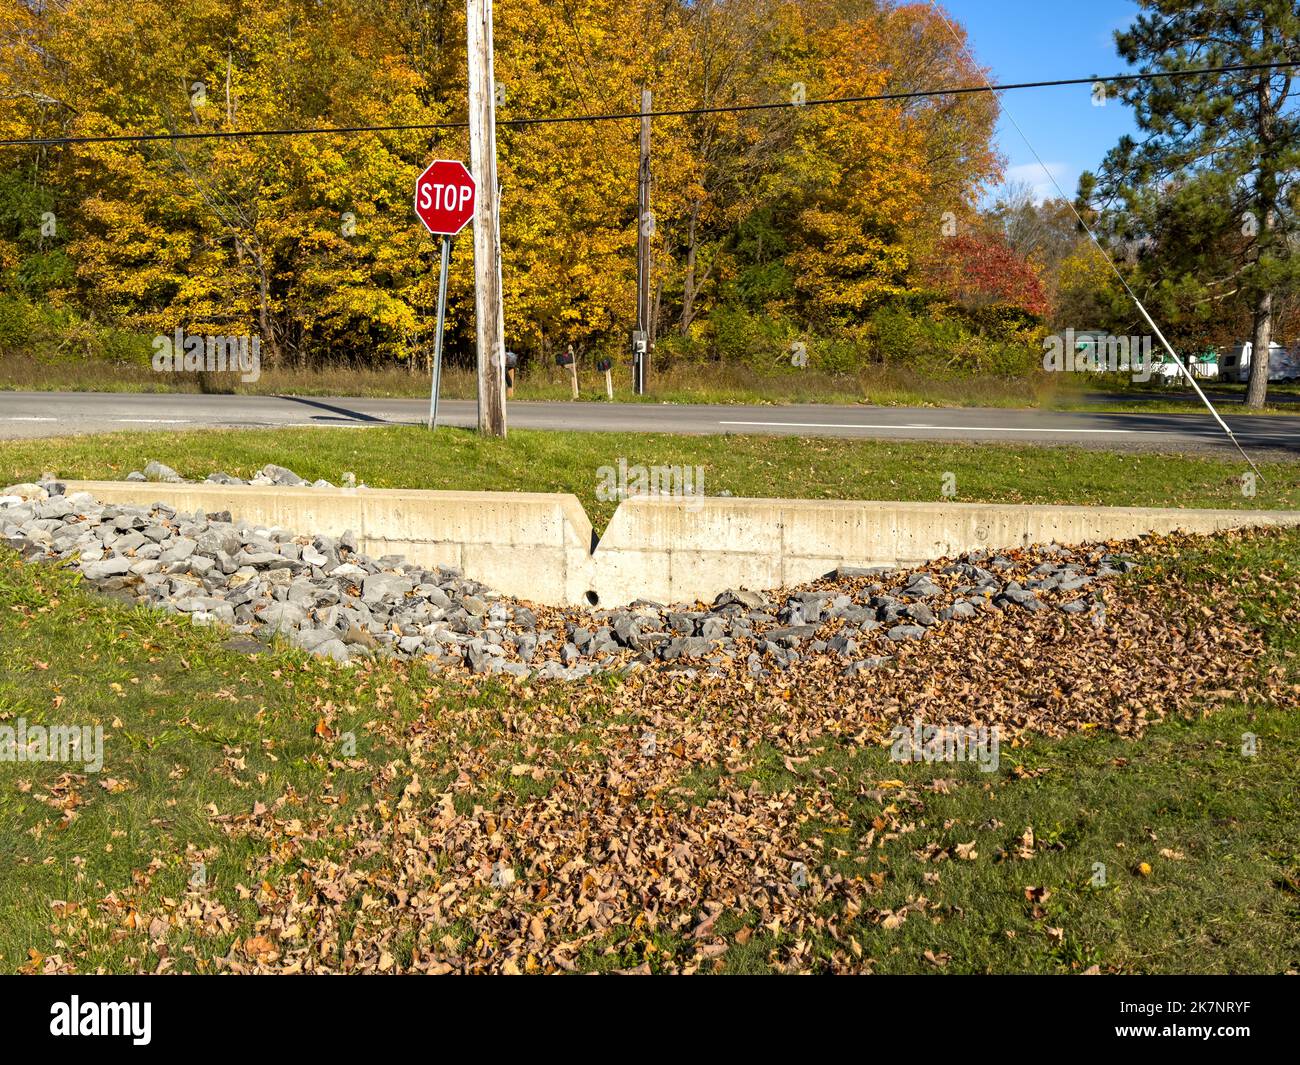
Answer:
[{"left": 414, "top": 159, "right": 476, "bottom": 236}]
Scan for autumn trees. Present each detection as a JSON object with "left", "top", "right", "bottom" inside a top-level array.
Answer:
[
  {"left": 1, "top": 0, "right": 452, "bottom": 367},
  {"left": 0, "top": 0, "right": 1021, "bottom": 375}
]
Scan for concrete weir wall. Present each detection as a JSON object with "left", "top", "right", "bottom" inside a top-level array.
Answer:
[
  {"left": 66, "top": 481, "right": 594, "bottom": 606},
  {"left": 64, "top": 481, "right": 1300, "bottom": 607},
  {"left": 587, "top": 497, "right": 1300, "bottom": 605}
]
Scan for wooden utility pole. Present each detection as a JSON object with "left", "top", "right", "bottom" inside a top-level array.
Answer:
[
  {"left": 635, "top": 88, "right": 653, "bottom": 394},
  {"left": 466, "top": 0, "right": 507, "bottom": 437}
]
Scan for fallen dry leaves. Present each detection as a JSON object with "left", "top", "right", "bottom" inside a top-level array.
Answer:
[{"left": 36, "top": 531, "right": 1300, "bottom": 974}]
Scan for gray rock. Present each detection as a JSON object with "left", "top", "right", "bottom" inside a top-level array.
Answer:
[
  {"left": 258, "top": 463, "right": 307, "bottom": 486},
  {"left": 81, "top": 556, "right": 132, "bottom": 579},
  {"left": 767, "top": 624, "right": 819, "bottom": 643},
  {"left": 112, "top": 531, "right": 148, "bottom": 554},
  {"left": 527, "top": 661, "right": 559, "bottom": 681},
  {"left": 998, "top": 584, "right": 1044, "bottom": 612},
  {"left": 886, "top": 624, "right": 927, "bottom": 642},
  {"left": 292, "top": 629, "right": 337, "bottom": 652},
  {"left": 313, "top": 639, "right": 351, "bottom": 663},
  {"left": 662, "top": 636, "right": 709, "bottom": 660},
  {"left": 699, "top": 616, "right": 728, "bottom": 642},
  {"left": 1, "top": 483, "right": 48, "bottom": 501},
  {"left": 260, "top": 601, "right": 308, "bottom": 631},
  {"left": 779, "top": 601, "right": 809, "bottom": 626},
  {"left": 903, "top": 578, "right": 942, "bottom": 599},
  {"left": 464, "top": 639, "right": 494, "bottom": 673},
  {"left": 902, "top": 601, "right": 936, "bottom": 627},
  {"left": 144, "top": 460, "right": 184, "bottom": 484},
  {"left": 612, "top": 615, "right": 643, "bottom": 649},
  {"left": 714, "top": 588, "right": 768, "bottom": 610},
  {"left": 666, "top": 612, "right": 696, "bottom": 636},
  {"left": 188, "top": 556, "right": 217, "bottom": 578},
  {"left": 37, "top": 497, "right": 75, "bottom": 520},
  {"left": 159, "top": 538, "right": 197, "bottom": 563},
  {"left": 828, "top": 634, "right": 858, "bottom": 658},
  {"left": 836, "top": 565, "right": 895, "bottom": 580},
  {"left": 361, "top": 572, "right": 413, "bottom": 605}
]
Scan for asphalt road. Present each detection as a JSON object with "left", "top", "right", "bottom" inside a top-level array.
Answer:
[{"left": 0, "top": 390, "right": 1295, "bottom": 456}]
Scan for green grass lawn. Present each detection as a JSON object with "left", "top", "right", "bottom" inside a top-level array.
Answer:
[
  {"left": 2, "top": 425, "right": 1295, "bottom": 530},
  {"left": 1, "top": 528, "right": 1298, "bottom": 973}
]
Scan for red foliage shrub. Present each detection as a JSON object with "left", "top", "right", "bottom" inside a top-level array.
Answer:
[{"left": 922, "top": 233, "right": 1050, "bottom": 318}]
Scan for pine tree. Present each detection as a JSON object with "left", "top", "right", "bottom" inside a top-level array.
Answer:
[{"left": 1091, "top": 0, "right": 1300, "bottom": 407}]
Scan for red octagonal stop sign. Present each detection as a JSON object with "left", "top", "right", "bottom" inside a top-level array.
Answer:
[{"left": 414, "top": 159, "right": 476, "bottom": 236}]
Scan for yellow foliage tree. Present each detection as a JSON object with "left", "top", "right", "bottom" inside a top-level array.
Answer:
[{"left": 0, "top": 0, "right": 1003, "bottom": 370}]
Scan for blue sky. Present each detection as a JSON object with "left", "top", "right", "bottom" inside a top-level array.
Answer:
[{"left": 939, "top": 0, "right": 1143, "bottom": 202}]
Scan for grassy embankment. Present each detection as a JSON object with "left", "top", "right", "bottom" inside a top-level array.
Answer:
[
  {"left": 1, "top": 518, "right": 1297, "bottom": 973},
  {"left": 1, "top": 424, "right": 1296, "bottom": 531}
]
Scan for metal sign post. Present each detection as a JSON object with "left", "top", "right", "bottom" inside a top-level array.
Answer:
[
  {"left": 428, "top": 235, "right": 451, "bottom": 430},
  {"left": 414, "top": 158, "right": 477, "bottom": 431}
]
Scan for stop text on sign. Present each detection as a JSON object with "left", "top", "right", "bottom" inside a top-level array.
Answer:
[{"left": 418, "top": 180, "right": 473, "bottom": 215}]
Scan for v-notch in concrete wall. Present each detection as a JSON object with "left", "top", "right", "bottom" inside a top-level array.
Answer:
[{"left": 63, "top": 481, "right": 1300, "bottom": 608}]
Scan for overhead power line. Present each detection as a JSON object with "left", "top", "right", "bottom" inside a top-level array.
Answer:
[
  {"left": 0, "top": 61, "right": 1296, "bottom": 148},
  {"left": 923, "top": 0, "right": 1264, "bottom": 475}
]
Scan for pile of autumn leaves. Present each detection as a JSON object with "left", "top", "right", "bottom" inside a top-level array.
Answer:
[{"left": 65, "top": 532, "right": 1300, "bottom": 973}]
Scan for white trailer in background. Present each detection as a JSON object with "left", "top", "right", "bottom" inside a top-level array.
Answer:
[{"left": 1219, "top": 342, "right": 1300, "bottom": 383}]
